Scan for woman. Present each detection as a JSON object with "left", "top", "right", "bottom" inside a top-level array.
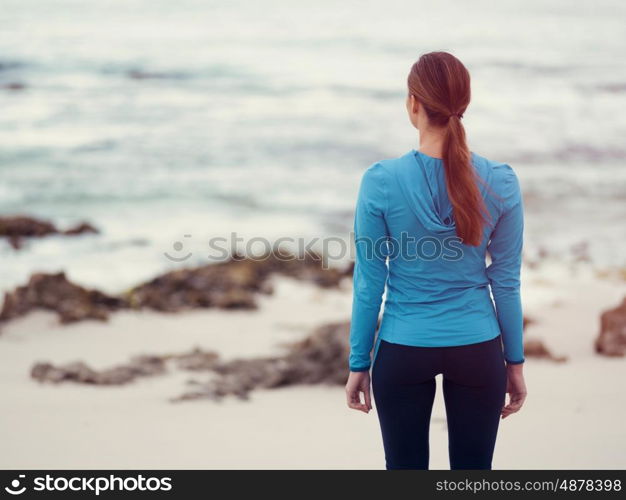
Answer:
[{"left": 345, "top": 51, "right": 527, "bottom": 470}]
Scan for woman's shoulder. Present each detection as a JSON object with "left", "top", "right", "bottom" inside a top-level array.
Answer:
[
  {"left": 471, "top": 151, "right": 518, "bottom": 181},
  {"left": 362, "top": 150, "right": 415, "bottom": 178},
  {"left": 471, "top": 151, "right": 522, "bottom": 206}
]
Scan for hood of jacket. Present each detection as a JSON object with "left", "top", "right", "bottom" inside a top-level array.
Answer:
[{"left": 393, "top": 149, "right": 461, "bottom": 235}]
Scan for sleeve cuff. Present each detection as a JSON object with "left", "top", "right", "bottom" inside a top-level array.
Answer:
[
  {"left": 349, "top": 365, "right": 371, "bottom": 372},
  {"left": 505, "top": 357, "right": 525, "bottom": 365}
]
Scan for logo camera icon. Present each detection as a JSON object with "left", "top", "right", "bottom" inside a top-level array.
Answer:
[
  {"left": 164, "top": 234, "right": 193, "bottom": 262},
  {"left": 4, "top": 475, "right": 26, "bottom": 495}
]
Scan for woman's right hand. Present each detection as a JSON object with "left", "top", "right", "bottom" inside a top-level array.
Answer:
[
  {"left": 501, "top": 363, "right": 527, "bottom": 419},
  {"left": 345, "top": 371, "right": 372, "bottom": 413}
]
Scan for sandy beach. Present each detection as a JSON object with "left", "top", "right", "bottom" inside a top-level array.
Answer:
[{"left": 1, "top": 261, "right": 624, "bottom": 470}]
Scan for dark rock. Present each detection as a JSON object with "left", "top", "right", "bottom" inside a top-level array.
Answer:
[
  {"left": 32, "top": 361, "right": 103, "bottom": 384},
  {"left": 523, "top": 338, "right": 567, "bottom": 362},
  {"left": 31, "top": 362, "right": 72, "bottom": 383},
  {"left": 1, "top": 250, "right": 347, "bottom": 329},
  {"left": 279, "top": 320, "right": 351, "bottom": 385},
  {"left": 62, "top": 222, "right": 99, "bottom": 235},
  {"left": 0, "top": 272, "right": 127, "bottom": 324},
  {"left": 8, "top": 235, "right": 22, "bottom": 250},
  {"left": 211, "top": 289, "right": 258, "bottom": 310},
  {"left": 127, "top": 251, "right": 344, "bottom": 313},
  {"left": 0, "top": 216, "right": 57, "bottom": 238},
  {"left": 523, "top": 315, "right": 533, "bottom": 330},
  {"left": 172, "top": 321, "right": 351, "bottom": 402},
  {"left": 173, "top": 348, "right": 220, "bottom": 371},
  {"left": 126, "top": 259, "right": 262, "bottom": 312},
  {"left": 30, "top": 320, "right": 352, "bottom": 401},
  {"left": 30, "top": 356, "right": 168, "bottom": 386},
  {"left": 595, "top": 297, "right": 626, "bottom": 356},
  {"left": 1, "top": 82, "right": 25, "bottom": 90},
  {"left": 0, "top": 215, "right": 99, "bottom": 249},
  {"left": 31, "top": 348, "right": 216, "bottom": 386},
  {"left": 343, "top": 261, "right": 355, "bottom": 277},
  {"left": 127, "top": 355, "right": 168, "bottom": 376},
  {"left": 598, "top": 83, "right": 626, "bottom": 93},
  {"left": 271, "top": 252, "right": 347, "bottom": 287}
]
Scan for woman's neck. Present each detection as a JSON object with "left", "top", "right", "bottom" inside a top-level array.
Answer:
[{"left": 417, "top": 130, "right": 445, "bottom": 159}]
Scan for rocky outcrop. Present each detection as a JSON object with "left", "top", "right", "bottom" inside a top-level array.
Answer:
[
  {"left": 29, "top": 312, "right": 580, "bottom": 402},
  {"left": 517, "top": 315, "right": 566, "bottom": 361},
  {"left": 31, "top": 348, "right": 220, "bottom": 386},
  {"left": 31, "top": 355, "right": 167, "bottom": 385},
  {"left": 173, "top": 321, "right": 350, "bottom": 401},
  {"left": 0, "top": 272, "right": 126, "bottom": 324},
  {"left": 126, "top": 252, "right": 346, "bottom": 312},
  {"left": 523, "top": 315, "right": 533, "bottom": 330},
  {"left": 126, "top": 257, "right": 266, "bottom": 312},
  {"left": 595, "top": 298, "right": 626, "bottom": 356},
  {"left": 0, "top": 215, "right": 98, "bottom": 249},
  {"left": 0, "top": 252, "right": 349, "bottom": 328},
  {"left": 173, "top": 347, "right": 220, "bottom": 371},
  {"left": 30, "top": 321, "right": 351, "bottom": 401},
  {"left": 523, "top": 338, "right": 567, "bottom": 362},
  {"left": 62, "top": 222, "right": 99, "bottom": 235}
]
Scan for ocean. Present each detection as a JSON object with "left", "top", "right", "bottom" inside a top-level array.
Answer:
[{"left": 1, "top": 0, "right": 625, "bottom": 293}]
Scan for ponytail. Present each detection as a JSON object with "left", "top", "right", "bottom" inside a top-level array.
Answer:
[
  {"left": 408, "top": 52, "right": 489, "bottom": 247},
  {"left": 442, "top": 114, "right": 488, "bottom": 246}
]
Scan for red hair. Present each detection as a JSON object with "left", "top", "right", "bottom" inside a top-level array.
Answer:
[{"left": 408, "top": 51, "right": 489, "bottom": 246}]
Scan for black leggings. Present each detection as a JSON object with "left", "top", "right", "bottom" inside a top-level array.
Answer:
[{"left": 371, "top": 335, "right": 507, "bottom": 470}]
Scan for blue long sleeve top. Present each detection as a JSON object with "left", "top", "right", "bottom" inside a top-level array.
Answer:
[{"left": 348, "top": 149, "right": 525, "bottom": 371}]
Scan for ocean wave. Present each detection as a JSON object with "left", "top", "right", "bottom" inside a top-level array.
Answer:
[
  {"left": 327, "top": 84, "right": 403, "bottom": 100},
  {"left": 0, "top": 60, "right": 24, "bottom": 72},
  {"left": 596, "top": 82, "right": 626, "bottom": 93},
  {"left": 503, "top": 144, "right": 626, "bottom": 164}
]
